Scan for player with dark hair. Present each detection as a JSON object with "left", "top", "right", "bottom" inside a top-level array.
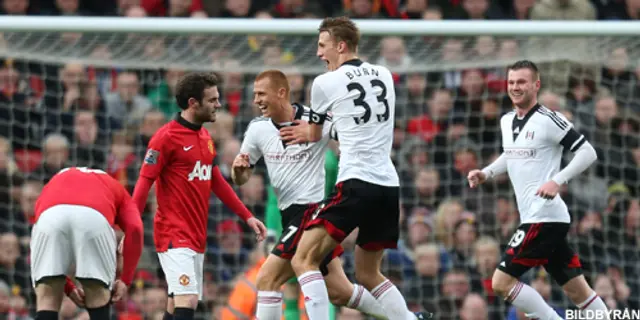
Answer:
[
  {"left": 31, "top": 167, "right": 144, "bottom": 320},
  {"left": 233, "top": 69, "right": 389, "bottom": 319},
  {"left": 132, "top": 72, "right": 267, "bottom": 320},
  {"left": 468, "top": 60, "right": 608, "bottom": 320},
  {"left": 279, "top": 17, "right": 432, "bottom": 320}
]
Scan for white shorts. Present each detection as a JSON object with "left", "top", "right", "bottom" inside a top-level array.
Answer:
[
  {"left": 30, "top": 204, "right": 117, "bottom": 289},
  {"left": 157, "top": 248, "right": 204, "bottom": 300}
]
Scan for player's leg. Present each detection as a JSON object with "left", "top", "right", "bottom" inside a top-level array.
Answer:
[
  {"left": 494, "top": 223, "right": 562, "bottom": 320},
  {"left": 157, "top": 248, "right": 200, "bottom": 320},
  {"left": 72, "top": 205, "right": 118, "bottom": 320},
  {"left": 291, "top": 183, "right": 359, "bottom": 320},
  {"left": 322, "top": 254, "right": 387, "bottom": 319},
  {"left": 353, "top": 184, "right": 418, "bottom": 320},
  {"left": 255, "top": 254, "right": 295, "bottom": 319},
  {"left": 255, "top": 203, "right": 317, "bottom": 319},
  {"left": 546, "top": 235, "right": 609, "bottom": 319},
  {"left": 30, "top": 206, "right": 74, "bottom": 320}
]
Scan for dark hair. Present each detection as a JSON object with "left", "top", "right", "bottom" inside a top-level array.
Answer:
[
  {"left": 508, "top": 60, "right": 539, "bottom": 78},
  {"left": 175, "top": 72, "right": 219, "bottom": 110},
  {"left": 319, "top": 16, "right": 360, "bottom": 53}
]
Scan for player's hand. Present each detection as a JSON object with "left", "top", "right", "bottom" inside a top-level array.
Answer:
[
  {"left": 280, "top": 120, "right": 309, "bottom": 145},
  {"left": 536, "top": 180, "right": 560, "bottom": 200},
  {"left": 467, "top": 170, "right": 487, "bottom": 188},
  {"left": 246, "top": 217, "right": 267, "bottom": 242},
  {"left": 68, "top": 287, "right": 85, "bottom": 307},
  {"left": 232, "top": 154, "right": 251, "bottom": 170},
  {"left": 111, "top": 279, "right": 127, "bottom": 302}
]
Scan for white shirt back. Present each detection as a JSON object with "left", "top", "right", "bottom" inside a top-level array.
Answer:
[
  {"left": 501, "top": 104, "right": 586, "bottom": 224},
  {"left": 309, "top": 59, "right": 399, "bottom": 187},
  {"left": 240, "top": 104, "right": 334, "bottom": 210}
]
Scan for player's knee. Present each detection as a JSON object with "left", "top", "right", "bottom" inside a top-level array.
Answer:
[
  {"left": 172, "top": 294, "right": 198, "bottom": 310},
  {"left": 491, "top": 271, "right": 518, "bottom": 298}
]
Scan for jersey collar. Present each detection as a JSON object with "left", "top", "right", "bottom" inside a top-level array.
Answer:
[
  {"left": 175, "top": 113, "right": 202, "bottom": 131},
  {"left": 341, "top": 59, "right": 363, "bottom": 67},
  {"left": 271, "top": 102, "right": 305, "bottom": 130}
]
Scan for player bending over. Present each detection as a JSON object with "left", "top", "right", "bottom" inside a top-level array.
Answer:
[
  {"left": 467, "top": 60, "right": 608, "bottom": 320},
  {"left": 232, "top": 69, "right": 394, "bottom": 319},
  {"left": 132, "top": 72, "right": 267, "bottom": 320},
  {"left": 279, "top": 17, "right": 432, "bottom": 320},
  {"left": 31, "top": 167, "right": 144, "bottom": 320}
]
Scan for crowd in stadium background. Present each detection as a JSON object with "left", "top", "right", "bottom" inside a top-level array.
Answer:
[{"left": 0, "top": 0, "right": 639, "bottom": 319}]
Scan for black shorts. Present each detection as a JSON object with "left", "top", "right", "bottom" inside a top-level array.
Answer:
[
  {"left": 499, "top": 222, "right": 583, "bottom": 286},
  {"left": 305, "top": 179, "right": 400, "bottom": 251},
  {"left": 271, "top": 203, "right": 344, "bottom": 275}
]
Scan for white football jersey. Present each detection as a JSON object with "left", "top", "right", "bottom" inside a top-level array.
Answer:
[
  {"left": 500, "top": 104, "right": 586, "bottom": 224},
  {"left": 308, "top": 59, "right": 399, "bottom": 187},
  {"left": 240, "top": 103, "right": 335, "bottom": 210}
]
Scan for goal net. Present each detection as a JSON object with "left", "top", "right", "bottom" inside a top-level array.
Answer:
[{"left": 0, "top": 17, "right": 638, "bottom": 319}]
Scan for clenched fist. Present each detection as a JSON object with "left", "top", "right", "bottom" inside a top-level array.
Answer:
[{"left": 467, "top": 170, "right": 487, "bottom": 188}]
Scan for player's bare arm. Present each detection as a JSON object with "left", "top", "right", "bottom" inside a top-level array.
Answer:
[
  {"left": 468, "top": 153, "right": 508, "bottom": 188},
  {"left": 231, "top": 153, "right": 253, "bottom": 186}
]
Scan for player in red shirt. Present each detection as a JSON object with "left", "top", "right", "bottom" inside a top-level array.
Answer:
[
  {"left": 31, "top": 167, "right": 144, "bottom": 320},
  {"left": 132, "top": 72, "right": 267, "bottom": 320}
]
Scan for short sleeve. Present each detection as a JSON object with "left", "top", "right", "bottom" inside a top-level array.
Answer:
[
  {"left": 309, "top": 78, "right": 331, "bottom": 125},
  {"left": 240, "top": 125, "right": 263, "bottom": 166},
  {"left": 139, "top": 130, "right": 171, "bottom": 180},
  {"left": 544, "top": 110, "right": 586, "bottom": 152}
]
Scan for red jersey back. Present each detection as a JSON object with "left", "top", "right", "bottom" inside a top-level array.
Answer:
[
  {"left": 139, "top": 116, "right": 216, "bottom": 253},
  {"left": 35, "top": 167, "right": 131, "bottom": 225}
]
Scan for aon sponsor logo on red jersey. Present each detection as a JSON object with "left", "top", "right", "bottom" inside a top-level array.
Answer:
[{"left": 188, "top": 161, "right": 212, "bottom": 181}]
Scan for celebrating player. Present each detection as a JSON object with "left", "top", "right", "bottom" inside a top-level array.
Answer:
[
  {"left": 467, "top": 60, "right": 608, "bottom": 320},
  {"left": 232, "top": 69, "right": 389, "bottom": 319},
  {"left": 132, "top": 72, "right": 267, "bottom": 320},
  {"left": 31, "top": 167, "right": 144, "bottom": 320},
  {"left": 279, "top": 17, "right": 431, "bottom": 320}
]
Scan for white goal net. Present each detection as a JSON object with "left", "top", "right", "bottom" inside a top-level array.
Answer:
[{"left": 0, "top": 17, "right": 638, "bottom": 319}]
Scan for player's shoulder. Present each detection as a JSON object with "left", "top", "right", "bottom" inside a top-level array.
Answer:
[
  {"left": 500, "top": 109, "right": 516, "bottom": 123},
  {"left": 312, "top": 72, "right": 337, "bottom": 88},
  {"left": 245, "top": 116, "right": 271, "bottom": 134},
  {"left": 534, "top": 105, "right": 571, "bottom": 129}
]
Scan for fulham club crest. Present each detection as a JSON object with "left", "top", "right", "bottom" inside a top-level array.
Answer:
[{"left": 525, "top": 131, "right": 535, "bottom": 140}]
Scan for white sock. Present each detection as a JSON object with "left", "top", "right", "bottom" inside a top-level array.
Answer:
[
  {"left": 347, "top": 284, "right": 388, "bottom": 319},
  {"left": 576, "top": 291, "right": 610, "bottom": 320},
  {"left": 256, "top": 291, "right": 283, "bottom": 320},
  {"left": 507, "top": 281, "right": 562, "bottom": 320},
  {"left": 298, "top": 271, "right": 330, "bottom": 320},
  {"left": 371, "top": 279, "right": 415, "bottom": 320}
]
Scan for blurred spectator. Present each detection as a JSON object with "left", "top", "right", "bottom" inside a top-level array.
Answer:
[
  {"left": 29, "top": 133, "right": 70, "bottom": 182},
  {"left": 104, "top": 71, "right": 153, "bottom": 127},
  {"left": 147, "top": 68, "right": 184, "bottom": 119},
  {"left": 459, "top": 293, "right": 489, "bottom": 320},
  {"left": 529, "top": 0, "right": 597, "bottom": 19}
]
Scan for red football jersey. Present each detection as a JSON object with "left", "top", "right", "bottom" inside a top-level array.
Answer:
[
  {"left": 35, "top": 167, "right": 132, "bottom": 225},
  {"left": 139, "top": 116, "right": 217, "bottom": 253}
]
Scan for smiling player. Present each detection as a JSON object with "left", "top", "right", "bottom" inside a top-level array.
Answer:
[
  {"left": 467, "top": 60, "right": 608, "bottom": 320},
  {"left": 132, "top": 72, "right": 267, "bottom": 320}
]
